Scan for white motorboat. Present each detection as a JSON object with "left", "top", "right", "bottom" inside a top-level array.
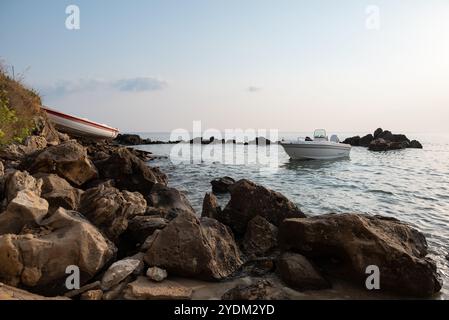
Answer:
[
  {"left": 42, "top": 106, "right": 119, "bottom": 139},
  {"left": 281, "top": 129, "right": 351, "bottom": 160}
]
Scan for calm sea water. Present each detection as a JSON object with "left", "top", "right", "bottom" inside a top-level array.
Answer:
[{"left": 134, "top": 132, "right": 449, "bottom": 298}]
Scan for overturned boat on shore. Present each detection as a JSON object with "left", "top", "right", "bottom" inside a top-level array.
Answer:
[
  {"left": 281, "top": 129, "right": 351, "bottom": 160},
  {"left": 42, "top": 106, "right": 119, "bottom": 139}
]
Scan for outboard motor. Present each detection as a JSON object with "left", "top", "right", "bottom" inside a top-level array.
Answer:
[{"left": 330, "top": 135, "right": 340, "bottom": 143}]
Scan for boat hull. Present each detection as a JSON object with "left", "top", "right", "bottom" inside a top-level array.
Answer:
[
  {"left": 42, "top": 107, "right": 119, "bottom": 139},
  {"left": 281, "top": 142, "right": 351, "bottom": 160}
]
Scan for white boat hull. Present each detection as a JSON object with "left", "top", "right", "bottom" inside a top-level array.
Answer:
[
  {"left": 43, "top": 107, "right": 119, "bottom": 139},
  {"left": 281, "top": 141, "right": 351, "bottom": 160}
]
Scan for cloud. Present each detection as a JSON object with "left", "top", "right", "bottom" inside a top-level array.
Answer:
[
  {"left": 247, "top": 86, "right": 261, "bottom": 92},
  {"left": 113, "top": 77, "right": 167, "bottom": 92},
  {"left": 40, "top": 77, "right": 167, "bottom": 96}
]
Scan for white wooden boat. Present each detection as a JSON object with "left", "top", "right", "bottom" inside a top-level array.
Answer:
[
  {"left": 42, "top": 106, "right": 119, "bottom": 139},
  {"left": 281, "top": 129, "right": 351, "bottom": 160}
]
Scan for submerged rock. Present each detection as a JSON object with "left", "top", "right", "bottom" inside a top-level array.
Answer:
[
  {"left": 30, "top": 140, "right": 98, "bottom": 186},
  {"left": 144, "top": 211, "right": 243, "bottom": 280},
  {"left": 277, "top": 252, "right": 330, "bottom": 291},
  {"left": 219, "top": 179, "right": 305, "bottom": 234},
  {"left": 0, "top": 207, "right": 116, "bottom": 293},
  {"left": 79, "top": 185, "right": 146, "bottom": 241},
  {"left": 211, "top": 176, "right": 235, "bottom": 193},
  {"left": 279, "top": 213, "right": 442, "bottom": 297}
]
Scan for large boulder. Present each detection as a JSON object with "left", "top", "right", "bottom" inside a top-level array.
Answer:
[
  {"left": 34, "top": 173, "right": 82, "bottom": 211},
  {"left": 0, "top": 190, "right": 49, "bottom": 235},
  {"left": 3, "top": 170, "right": 42, "bottom": 203},
  {"left": 79, "top": 185, "right": 146, "bottom": 242},
  {"left": 219, "top": 179, "right": 305, "bottom": 234},
  {"left": 211, "top": 176, "right": 235, "bottom": 193},
  {"left": 242, "top": 215, "right": 278, "bottom": 257},
  {"left": 147, "top": 183, "right": 195, "bottom": 219},
  {"left": 277, "top": 252, "right": 330, "bottom": 290},
  {"left": 144, "top": 211, "right": 243, "bottom": 280},
  {"left": 30, "top": 140, "right": 98, "bottom": 186},
  {"left": 279, "top": 213, "right": 442, "bottom": 297},
  {"left": 95, "top": 147, "right": 167, "bottom": 194},
  {"left": 0, "top": 207, "right": 116, "bottom": 294}
]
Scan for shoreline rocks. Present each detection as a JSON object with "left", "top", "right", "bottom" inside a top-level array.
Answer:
[{"left": 279, "top": 213, "right": 442, "bottom": 297}]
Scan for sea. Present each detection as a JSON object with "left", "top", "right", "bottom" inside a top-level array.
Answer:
[{"left": 132, "top": 131, "right": 449, "bottom": 299}]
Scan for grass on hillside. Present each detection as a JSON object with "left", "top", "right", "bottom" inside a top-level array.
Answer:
[{"left": 0, "top": 65, "right": 41, "bottom": 146}]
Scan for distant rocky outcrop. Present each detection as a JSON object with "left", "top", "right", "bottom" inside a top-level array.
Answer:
[{"left": 342, "top": 128, "right": 423, "bottom": 151}]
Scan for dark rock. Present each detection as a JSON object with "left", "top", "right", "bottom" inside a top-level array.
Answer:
[
  {"left": 409, "top": 140, "right": 423, "bottom": 149},
  {"left": 369, "top": 138, "right": 406, "bottom": 151},
  {"left": 125, "top": 215, "right": 168, "bottom": 244},
  {"left": 277, "top": 252, "right": 330, "bottom": 290},
  {"left": 95, "top": 147, "right": 167, "bottom": 194},
  {"left": 359, "top": 134, "right": 374, "bottom": 147},
  {"left": 144, "top": 211, "right": 243, "bottom": 280},
  {"left": 219, "top": 179, "right": 305, "bottom": 235},
  {"left": 147, "top": 183, "right": 195, "bottom": 219},
  {"left": 342, "top": 136, "right": 361, "bottom": 146},
  {"left": 221, "top": 280, "right": 288, "bottom": 300},
  {"left": 211, "top": 176, "right": 235, "bottom": 194},
  {"left": 201, "top": 192, "right": 221, "bottom": 219},
  {"left": 29, "top": 140, "right": 98, "bottom": 186},
  {"left": 243, "top": 216, "right": 278, "bottom": 257},
  {"left": 373, "top": 128, "right": 383, "bottom": 139},
  {"left": 279, "top": 213, "right": 442, "bottom": 297},
  {"left": 114, "top": 134, "right": 148, "bottom": 146}
]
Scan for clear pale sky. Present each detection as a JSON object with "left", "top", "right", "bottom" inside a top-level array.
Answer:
[{"left": 1, "top": 0, "right": 448, "bottom": 133}]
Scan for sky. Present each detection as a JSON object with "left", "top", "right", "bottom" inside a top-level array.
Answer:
[{"left": 1, "top": 0, "right": 448, "bottom": 133}]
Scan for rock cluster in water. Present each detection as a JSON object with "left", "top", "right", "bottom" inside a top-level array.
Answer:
[
  {"left": 343, "top": 128, "right": 423, "bottom": 151},
  {"left": 0, "top": 124, "right": 442, "bottom": 300}
]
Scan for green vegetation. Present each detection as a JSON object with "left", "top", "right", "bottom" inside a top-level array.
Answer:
[
  {"left": 0, "top": 66, "right": 39, "bottom": 146},
  {"left": 0, "top": 89, "right": 34, "bottom": 145}
]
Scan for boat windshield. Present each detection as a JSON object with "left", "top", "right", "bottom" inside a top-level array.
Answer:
[{"left": 313, "top": 129, "right": 327, "bottom": 139}]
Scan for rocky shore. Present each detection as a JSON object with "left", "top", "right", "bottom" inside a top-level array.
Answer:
[{"left": 0, "top": 120, "right": 443, "bottom": 299}]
